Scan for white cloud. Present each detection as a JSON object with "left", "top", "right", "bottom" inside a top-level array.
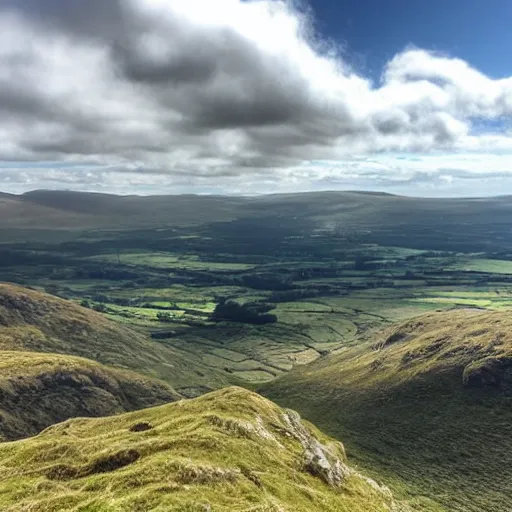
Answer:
[{"left": 0, "top": 0, "right": 511, "bottom": 194}]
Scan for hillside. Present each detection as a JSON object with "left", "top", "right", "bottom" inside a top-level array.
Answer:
[
  {"left": 0, "top": 351, "right": 179, "bottom": 442},
  {"left": 0, "top": 387, "right": 410, "bottom": 512},
  {"left": 0, "top": 283, "right": 232, "bottom": 395},
  {"left": 261, "top": 309, "right": 512, "bottom": 512},
  {"left": 0, "top": 193, "right": 95, "bottom": 232},
  {"left": 5, "top": 190, "right": 244, "bottom": 230},
  {"left": 3, "top": 190, "right": 512, "bottom": 253}
]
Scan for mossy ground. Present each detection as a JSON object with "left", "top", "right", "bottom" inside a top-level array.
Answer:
[{"left": 0, "top": 387, "right": 408, "bottom": 512}]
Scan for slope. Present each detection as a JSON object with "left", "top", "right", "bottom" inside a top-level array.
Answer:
[
  {"left": 0, "top": 387, "right": 410, "bottom": 512},
  {"left": 0, "top": 351, "right": 179, "bottom": 442},
  {"left": 0, "top": 190, "right": 510, "bottom": 257},
  {"left": 0, "top": 193, "right": 96, "bottom": 231},
  {"left": 21, "top": 190, "right": 245, "bottom": 227},
  {"left": 0, "top": 283, "right": 233, "bottom": 395},
  {"left": 3, "top": 190, "right": 512, "bottom": 254},
  {"left": 261, "top": 309, "right": 512, "bottom": 512}
]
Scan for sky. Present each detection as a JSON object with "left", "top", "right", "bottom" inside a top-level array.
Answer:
[{"left": 1, "top": 0, "right": 512, "bottom": 197}]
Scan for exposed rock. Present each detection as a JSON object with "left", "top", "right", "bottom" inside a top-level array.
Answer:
[{"left": 282, "top": 410, "right": 350, "bottom": 487}]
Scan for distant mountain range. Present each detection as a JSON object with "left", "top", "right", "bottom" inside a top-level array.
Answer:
[{"left": 3, "top": 189, "right": 512, "bottom": 251}]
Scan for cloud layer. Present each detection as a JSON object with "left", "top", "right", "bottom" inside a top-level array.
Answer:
[{"left": 0, "top": 0, "right": 511, "bottom": 193}]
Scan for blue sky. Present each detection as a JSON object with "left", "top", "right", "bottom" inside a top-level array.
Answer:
[
  {"left": 0, "top": 0, "right": 511, "bottom": 196},
  {"left": 310, "top": 0, "right": 512, "bottom": 79}
]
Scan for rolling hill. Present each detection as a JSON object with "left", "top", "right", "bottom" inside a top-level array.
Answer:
[
  {"left": 1, "top": 190, "right": 244, "bottom": 231},
  {"left": 0, "top": 193, "right": 96, "bottom": 232},
  {"left": 3, "top": 190, "right": 512, "bottom": 253},
  {"left": 261, "top": 309, "right": 512, "bottom": 512},
  {"left": 0, "top": 283, "right": 233, "bottom": 395},
  {"left": 0, "top": 351, "right": 179, "bottom": 442},
  {"left": 0, "top": 387, "right": 410, "bottom": 512}
]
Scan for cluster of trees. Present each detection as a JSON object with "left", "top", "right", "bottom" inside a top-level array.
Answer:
[
  {"left": 156, "top": 312, "right": 174, "bottom": 322},
  {"left": 80, "top": 299, "right": 108, "bottom": 313},
  {"left": 143, "top": 302, "right": 179, "bottom": 310},
  {"left": 210, "top": 300, "right": 277, "bottom": 325},
  {"left": 0, "top": 250, "right": 66, "bottom": 267}
]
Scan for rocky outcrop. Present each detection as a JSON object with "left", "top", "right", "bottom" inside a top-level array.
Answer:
[{"left": 282, "top": 409, "right": 350, "bottom": 487}]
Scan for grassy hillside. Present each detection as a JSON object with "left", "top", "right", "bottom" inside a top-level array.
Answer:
[
  {"left": 261, "top": 309, "right": 512, "bottom": 512},
  {"left": 0, "top": 387, "right": 410, "bottom": 512},
  {"left": 0, "top": 194, "right": 96, "bottom": 232},
  {"left": 0, "top": 351, "right": 179, "bottom": 442},
  {"left": 2, "top": 190, "right": 244, "bottom": 230},
  {"left": 0, "top": 283, "right": 234, "bottom": 395}
]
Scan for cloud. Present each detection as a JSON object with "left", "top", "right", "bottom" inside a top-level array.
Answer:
[{"left": 0, "top": 0, "right": 512, "bottom": 193}]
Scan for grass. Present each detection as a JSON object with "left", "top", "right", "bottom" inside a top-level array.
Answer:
[
  {"left": 446, "top": 258, "right": 512, "bottom": 274},
  {"left": 0, "top": 387, "right": 410, "bottom": 512},
  {"left": 88, "top": 252, "right": 255, "bottom": 271},
  {"left": 148, "top": 301, "right": 216, "bottom": 312},
  {"left": 261, "top": 309, "right": 512, "bottom": 512},
  {"left": 410, "top": 287, "right": 512, "bottom": 309},
  {"left": 0, "top": 351, "right": 178, "bottom": 442}
]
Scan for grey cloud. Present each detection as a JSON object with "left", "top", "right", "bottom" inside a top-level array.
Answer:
[
  {"left": 0, "top": 0, "right": 511, "bottom": 191},
  {"left": 9, "top": 0, "right": 125, "bottom": 39}
]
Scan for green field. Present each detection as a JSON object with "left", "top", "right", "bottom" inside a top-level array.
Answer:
[{"left": 446, "top": 258, "right": 512, "bottom": 274}]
